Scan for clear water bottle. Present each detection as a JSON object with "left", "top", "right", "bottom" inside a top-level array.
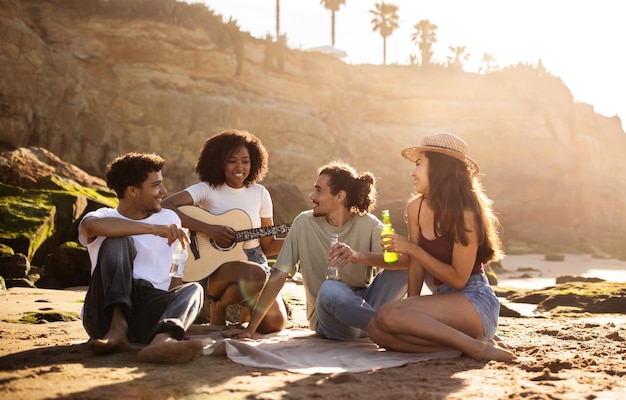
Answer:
[
  {"left": 325, "top": 233, "right": 340, "bottom": 280},
  {"left": 169, "top": 232, "right": 188, "bottom": 278}
]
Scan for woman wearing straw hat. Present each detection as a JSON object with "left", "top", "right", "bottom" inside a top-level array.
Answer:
[{"left": 367, "top": 133, "right": 516, "bottom": 362}]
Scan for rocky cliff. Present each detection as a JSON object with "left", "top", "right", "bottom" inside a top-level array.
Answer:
[{"left": 2, "top": 0, "right": 625, "bottom": 255}]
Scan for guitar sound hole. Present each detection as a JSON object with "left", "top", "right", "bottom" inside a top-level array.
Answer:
[{"left": 209, "top": 239, "right": 236, "bottom": 252}]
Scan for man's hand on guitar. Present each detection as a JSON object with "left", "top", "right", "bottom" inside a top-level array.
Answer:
[{"left": 221, "top": 326, "right": 252, "bottom": 339}]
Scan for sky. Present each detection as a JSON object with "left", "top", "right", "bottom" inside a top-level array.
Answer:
[{"left": 199, "top": 0, "right": 625, "bottom": 131}]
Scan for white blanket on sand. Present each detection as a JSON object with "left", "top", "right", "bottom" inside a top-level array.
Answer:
[{"left": 200, "top": 328, "right": 462, "bottom": 374}]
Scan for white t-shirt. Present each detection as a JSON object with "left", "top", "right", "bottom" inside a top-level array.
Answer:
[
  {"left": 184, "top": 182, "right": 273, "bottom": 249},
  {"left": 78, "top": 208, "right": 180, "bottom": 291}
]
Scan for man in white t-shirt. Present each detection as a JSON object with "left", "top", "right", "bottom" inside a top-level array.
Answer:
[
  {"left": 79, "top": 152, "right": 204, "bottom": 364},
  {"left": 224, "top": 160, "right": 409, "bottom": 341}
]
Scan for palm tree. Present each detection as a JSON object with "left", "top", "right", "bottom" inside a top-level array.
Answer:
[
  {"left": 446, "top": 45, "right": 470, "bottom": 70},
  {"left": 320, "top": 0, "right": 346, "bottom": 47},
  {"left": 276, "top": 0, "right": 280, "bottom": 39},
  {"left": 369, "top": 2, "right": 400, "bottom": 65},
  {"left": 479, "top": 53, "right": 498, "bottom": 74},
  {"left": 410, "top": 19, "right": 438, "bottom": 67}
]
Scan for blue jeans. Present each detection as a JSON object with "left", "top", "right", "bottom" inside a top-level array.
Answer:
[
  {"left": 315, "top": 269, "right": 408, "bottom": 340},
  {"left": 244, "top": 246, "right": 270, "bottom": 276}
]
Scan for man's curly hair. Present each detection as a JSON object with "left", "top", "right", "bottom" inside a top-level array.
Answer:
[{"left": 105, "top": 152, "right": 165, "bottom": 198}]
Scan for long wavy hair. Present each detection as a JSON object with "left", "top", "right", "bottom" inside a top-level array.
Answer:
[
  {"left": 195, "top": 129, "right": 268, "bottom": 188},
  {"left": 319, "top": 160, "right": 377, "bottom": 215},
  {"left": 420, "top": 151, "right": 503, "bottom": 263}
]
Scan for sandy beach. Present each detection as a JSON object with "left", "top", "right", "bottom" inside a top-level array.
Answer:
[{"left": 1, "top": 254, "right": 625, "bottom": 399}]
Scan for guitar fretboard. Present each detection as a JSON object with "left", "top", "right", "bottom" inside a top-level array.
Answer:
[{"left": 235, "top": 224, "right": 291, "bottom": 242}]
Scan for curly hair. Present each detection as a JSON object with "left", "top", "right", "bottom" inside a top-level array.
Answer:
[
  {"left": 319, "top": 160, "right": 377, "bottom": 215},
  {"left": 105, "top": 152, "right": 165, "bottom": 198},
  {"left": 195, "top": 129, "right": 268, "bottom": 187},
  {"left": 422, "top": 151, "right": 503, "bottom": 263}
]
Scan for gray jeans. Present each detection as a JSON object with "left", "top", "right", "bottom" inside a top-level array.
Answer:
[{"left": 82, "top": 237, "right": 204, "bottom": 344}]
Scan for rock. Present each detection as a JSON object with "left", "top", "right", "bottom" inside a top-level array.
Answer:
[
  {"left": 0, "top": 147, "right": 107, "bottom": 190},
  {"left": 544, "top": 254, "right": 565, "bottom": 262},
  {"left": 0, "top": 243, "right": 15, "bottom": 257},
  {"left": 0, "top": 148, "right": 118, "bottom": 268},
  {"left": 555, "top": 275, "right": 605, "bottom": 284},
  {"left": 508, "top": 280, "right": 626, "bottom": 314},
  {"left": 0, "top": 253, "right": 30, "bottom": 278},
  {"left": 0, "top": 186, "right": 56, "bottom": 260},
  {"left": 5, "top": 277, "right": 36, "bottom": 288},
  {"left": 0, "top": 184, "right": 78, "bottom": 264},
  {"left": 537, "top": 294, "right": 626, "bottom": 314},
  {"left": 41, "top": 242, "right": 91, "bottom": 289},
  {"left": 508, "top": 291, "right": 550, "bottom": 305},
  {"left": 499, "top": 302, "right": 521, "bottom": 317}
]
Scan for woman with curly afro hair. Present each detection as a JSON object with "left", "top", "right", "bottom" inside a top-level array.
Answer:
[{"left": 163, "top": 129, "right": 288, "bottom": 333}]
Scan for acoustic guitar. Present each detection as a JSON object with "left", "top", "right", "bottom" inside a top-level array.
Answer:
[{"left": 177, "top": 205, "right": 291, "bottom": 281}]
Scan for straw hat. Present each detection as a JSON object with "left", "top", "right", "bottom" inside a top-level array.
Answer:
[{"left": 401, "top": 133, "right": 479, "bottom": 175}]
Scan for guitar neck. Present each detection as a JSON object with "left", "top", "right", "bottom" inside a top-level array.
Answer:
[{"left": 236, "top": 224, "right": 290, "bottom": 242}]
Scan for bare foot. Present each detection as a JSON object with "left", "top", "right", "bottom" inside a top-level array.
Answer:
[
  {"left": 86, "top": 336, "right": 130, "bottom": 355},
  {"left": 86, "top": 318, "right": 130, "bottom": 355},
  {"left": 464, "top": 336, "right": 517, "bottom": 362},
  {"left": 137, "top": 337, "right": 204, "bottom": 364},
  {"left": 492, "top": 333, "right": 515, "bottom": 350}
]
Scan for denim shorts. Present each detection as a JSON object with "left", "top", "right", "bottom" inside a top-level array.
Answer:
[
  {"left": 244, "top": 246, "right": 271, "bottom": 277},
  {"left": 434, "top": 273, "right": 499, "bottom": 339}
]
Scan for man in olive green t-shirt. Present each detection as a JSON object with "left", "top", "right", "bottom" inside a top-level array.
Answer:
[{"left": 224, "top": 160, "right": 408, "bottom": 340}]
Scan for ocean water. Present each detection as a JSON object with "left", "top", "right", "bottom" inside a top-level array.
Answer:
[{"left": 497, "top": 253, "right": 626, "bottom": 290}]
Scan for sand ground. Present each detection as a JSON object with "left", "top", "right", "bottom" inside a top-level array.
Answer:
[{"left": 1, "top": 254, "right": 625, "bottom": 400}]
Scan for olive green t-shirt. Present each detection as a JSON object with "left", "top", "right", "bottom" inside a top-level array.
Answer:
[{"left": 274, "top": 210, "right": 383, "bottom": 329}]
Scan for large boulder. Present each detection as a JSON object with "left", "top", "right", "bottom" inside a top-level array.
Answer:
[
  {"left": 40, "top": 241, "right": 91, "bottom": 289},
  {"left": 0, "top": 147, "right": 108, "bottom": 190},
  {"left": 0, "top": 253, "right": 30, "bottom": 278},
  {"left": 0, "top": 147, "right": 117, "bottom": 287},
  {"left": 0, "top": 183, "right": 57, "bottom": 261}
]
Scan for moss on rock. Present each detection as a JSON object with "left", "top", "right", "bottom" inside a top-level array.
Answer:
[
  {"left": 0, "top": 243, "right": 14, "bottom": 257},
  {"left": 0, "top": 187, "right": 56, "bottom": 259},
  {"left": 4, "top": 310, "right": 80, "bottom": 324},
  {"left": 0, "top": 180, "right": 117, "bottom": 264}
]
